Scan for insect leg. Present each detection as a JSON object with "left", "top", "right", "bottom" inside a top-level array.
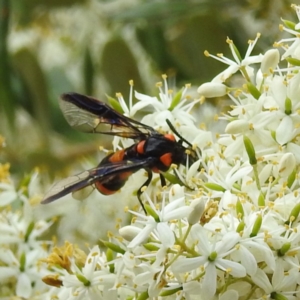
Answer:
[
  {"left": 159, "top": 173, "right": 166, "bottom": 187},
  {"left": 137, "top": 169, "right": 153, "bottom": 214}
]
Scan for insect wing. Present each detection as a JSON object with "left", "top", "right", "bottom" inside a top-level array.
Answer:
[
  {"left": 41, "top": 158, "right": 154, "bottom": 204},
  {"left": 72, "top": 185, "right": 95, "bottom": 200},
  {"left": 41, "top": 170, "right": 96, "bottom": 204},
  {"left": 60, "top": 93, "right": 154, "bottom": 139}
]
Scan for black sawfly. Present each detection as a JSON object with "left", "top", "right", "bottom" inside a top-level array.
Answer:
[{"left": 42, "top": 92, "right": 196, "bottom": 213}]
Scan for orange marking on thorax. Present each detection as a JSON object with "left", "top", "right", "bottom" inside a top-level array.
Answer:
[{"left": 164, "top": 134, "right": 176, "bottom": 142}]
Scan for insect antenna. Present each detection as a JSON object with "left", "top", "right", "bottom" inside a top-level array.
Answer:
[{"left": 166, "top": 119, "right": 192, "bottom": 147}]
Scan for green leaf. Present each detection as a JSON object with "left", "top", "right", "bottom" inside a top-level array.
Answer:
[
  {"left": 83, "top": 47, "right": 94, "bottom": 95},
  {"left": 13, "top": 48, "right": 50, "bottom": 136},
  {"left": 101, "top": 36, "right": 145, "bottom": 96},
  {"left": 0, "top": 0, "right": 15, "bottom": 127}
]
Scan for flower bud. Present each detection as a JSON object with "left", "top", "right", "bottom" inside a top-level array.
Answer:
[
  {"left": 285, "top": 203, "right": 300, "bottom": 225},
  {"left": 271, "top": 292, "right": 291, "bottom": 300},
  {"left": 76, "top": 274, "right": 90, "bottom": 286},
  {"left": 281, "top": 19, "right": 296, "bottom": 30},
  {"left": 101, "top": 240, "right": 125, "bottom": 254},
  {"left": 225, "top": 120, "right": 249, "bottom": 134},
  {"left": 42, "top": 275, "right": 63, "bottom": 287},
  {"left": 170, "top": 88, "right": 183, "bottom": 111},
  {"left": 208, "top": 251, "right": 218, "bottom": 261},
  {"left": 119, "top": 225, "right": 142, "bottom": 242},
  {"left": 287, "top": 169, "right": 296, "bottom": 188},
  {"left": 235, "top": 199, "right": 244, "bottom": 219},
  {"left": 278, "top": 153, "right": 296, "bottom": 178},
  {"left": 284, "top": 97, "right": 292, "bottom": 115},
  {"left": 236, "top": 221, "right": 245, "bottom": 233},
  {"left": 286, "top": 57, "right": 300, "bottom": 66},
  {"left": 250, "top": 214, "right": 262, "bottom": 237},
  {"left": 258, "top": 192, "right": 265, "bottom": 207},
  {"left": 204, "top": 182, "right": 226, "bottom": 192},
  {"left": 160, "top": 287, "right": 181, "bottom": 296},
  {"left": 261, "top": 49, "right": 280, "bottom": 75},
  {"left": 20, "top": 252, "right": 26, "bottom": 272},
  {"left": 188, "top": 198, "right": 205, "bottom": 225},
  {"left": 197, "top": 82, "right": 227, "bottom": 98},
  {"left": 243, "top": 136, "right": 257, "bottom": 165},
  {"left": 278, "top": 242, "right": 291, "bottom": 256},
  {"left": 246, "top": 82, "right": 261, "bottom": 100}
]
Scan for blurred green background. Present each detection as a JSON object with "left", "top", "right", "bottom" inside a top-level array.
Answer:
[{"left": 0, "top": 0, "right": 295, "bottom": 179}]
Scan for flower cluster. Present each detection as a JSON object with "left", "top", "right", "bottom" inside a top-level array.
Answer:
[
  {"left": 3, "top": 4, "right": 300, "bottom": 300},
  {"left": 0, "top": 162, "right": 53, "bottom": 298}
]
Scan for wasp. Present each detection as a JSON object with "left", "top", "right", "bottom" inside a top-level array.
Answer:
[{"left": 42, "top": 92, "right": 196, "bottom": 213}]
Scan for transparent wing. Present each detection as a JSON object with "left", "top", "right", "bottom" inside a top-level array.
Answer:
[
  {"left": 59, "top": 93, "right": 155, "bottom": 139},
  {"left": 42, "top": 170, "right": 97, "bottom": 204},
  {"left": 41, "top": 158, "right": 154, "bottom": 204}
]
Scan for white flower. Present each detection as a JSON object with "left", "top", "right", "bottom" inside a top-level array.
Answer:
[
  {"left": 278, "top": 5, "right": 300, "bottom": 60},
  {"left": 135, "top": 76, "right": 198, "bottom": 129},
  {"left": 127, "top": 186, "right": 192, "bottom": 249},
  {"left": 172, "top": 225, "right": 246, "bottom": 299},
  {"left": 0, "top": 248, "right": 49, "bottom": 298},
  {"left": 205, "top": 34, "right": 263, "bottom": 82},
  {"left": 116, "top": 80, "right": 153, "bottom": 118},
  {"left": 251, "top": 265, "right": 299, "bottom": 299},
  {"left": 0, "top": 182, "right": 18, "bottom": 206},
  {"left": 277, "top": 152, "right": 296, "bottom": 177},
  {"left": 0, "top": 207, "right": 52, "bottom": 251},
  {"left": 112, "top": 76, "right": 198, "bottom": 150},
  {"left": 188, "top": 198, "right": 205, "bottom": 225},
  {"left": 61, "top": 246, "right": 116, "bottom": 299},
  {"left": 5, "top": 5, "right": 300, "bottom": 300}
]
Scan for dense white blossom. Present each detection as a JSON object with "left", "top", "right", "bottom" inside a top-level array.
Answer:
[{"left": 3, "top": 4, "right": 300, "bottom": 300}]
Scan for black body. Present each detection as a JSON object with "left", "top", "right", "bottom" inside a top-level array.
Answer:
[{"left": 42, "top": 92, "right": 195, "bottom": 213}]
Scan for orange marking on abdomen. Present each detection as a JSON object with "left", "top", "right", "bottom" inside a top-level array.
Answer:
[
  {"left": 95, "top": 182, "right": 116, "bottom": 195},
  {"left": 137, "top": 140, "right": 146, "bottom": 154},
  {"left": 108, "top": 149, "right": 125, "bottom": 163},
  {"left": 160, "top": 152, "right": 172, "bottom": 167}
]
